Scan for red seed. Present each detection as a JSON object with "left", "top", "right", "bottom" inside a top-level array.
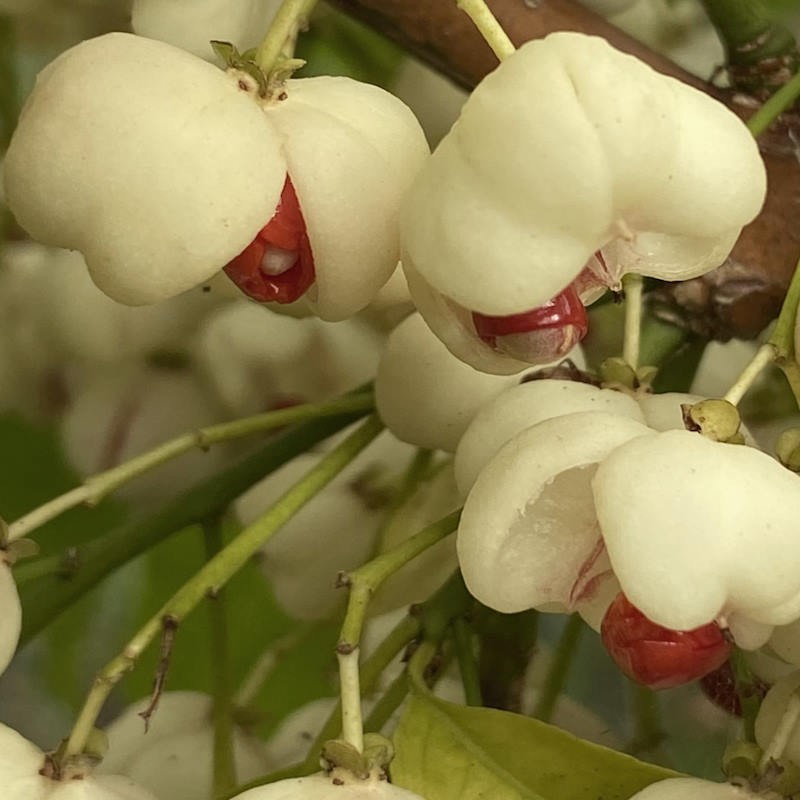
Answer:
[
  {"left": 600, "top": 593, "right": 732, "bottom": 690},
  {"left": 224, "top": 176, "right": 315, "bottom": 304}
]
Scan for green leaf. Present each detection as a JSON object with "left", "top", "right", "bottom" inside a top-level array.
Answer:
[{"left": 391, "top": 693, "right": 679, "bottom": 800}]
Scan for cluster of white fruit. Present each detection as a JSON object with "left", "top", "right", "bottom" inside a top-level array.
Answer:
[{"left": 0, "top": 1, "right": 790, "bottom": 798}]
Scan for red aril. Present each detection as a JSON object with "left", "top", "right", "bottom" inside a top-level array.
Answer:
[
  {"left": 601, "top": 592, "right": 732, "bottom": 690},
  {"left": 471, "top": 284, "right": 588, "bottom": 364},
  {"left": 224, "top": 176, "right": 315, "bottom": 304}
]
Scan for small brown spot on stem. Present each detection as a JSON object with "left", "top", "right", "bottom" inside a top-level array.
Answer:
[{"left": 139, "top": 616, "right": 179, "bottom": 731}]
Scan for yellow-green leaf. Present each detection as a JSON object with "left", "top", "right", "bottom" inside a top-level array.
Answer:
[{"left": 392, "top": 693, "right": 679, "bottom": 800}]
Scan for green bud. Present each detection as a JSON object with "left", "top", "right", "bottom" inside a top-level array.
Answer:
[
  {"left": 321, "top": 738, "right": 369, "bottom": 779},
  {"left": 682, "top": 399, "right": 742, "bottom": 442},
  {"left": 363, "top": 733, "right": 394, "bottom": 771},
  {"left": 722, "top": 740, "right": 762, "bottom": 781},
  {"left": 600, "top": 357, "right": 637, "bottom": 389}
]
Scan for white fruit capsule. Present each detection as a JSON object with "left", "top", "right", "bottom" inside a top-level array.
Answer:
[
  {"left": 594, "top": 430, "right": 800, "bottom": 631},
  {"left": 457, "top": 411, "right": 652, "bottom": 614},
  {"left": 230, "top": 772, "right": 426, "bottom": 799},
  {"left": 195, "top": 301, "right": 380, "bottom": 416},
  {"left": 235, "top": 446, "right": 394, "bottom": 619},
  {"left": 755, "top": 671, "right": 800, "bottom": 766},
  {"left": 370, "top": 463, "right": 461, "bottom": 614},
  {"left": 402, "top": 31, "right": 765, "bottom": 370},
  {"left": 0, "top": 561, "right": 21, "bottom": 677},
  {"left": 375, "top": 314, "right": 518, "bottom": 452},
  {"left": 100, "top": 691, "right": 272, "bottom": 800},
  {"left": 264, "top": 697, "right": 337, "bottom": 767},
  {"left": 61, "top": 365, "right": 230, "bottom": 502},
  {"left": 0, "top": 722, "right": 157, "bottom": 799},
  {"left": 132, "top": 0, "right": 281, "bottom": 60},
  {"left": 26, "top": 244, "right": 217, "bottom": 364},
  {"left": 5, "top": 33, "right": 429, "bottom": 320},
  {"left": 766, "top": 618, "right": 800, "bottom": 668},
  {"left": 627, "top": 777, "right": 759, "bottom": 800},
  {"left": 454, "top": 379, "right": 644, "bottom": 495}
]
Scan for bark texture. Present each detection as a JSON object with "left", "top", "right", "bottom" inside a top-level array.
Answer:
[{"left": 327, "top": 0, "right": 800, "bottom": 340}]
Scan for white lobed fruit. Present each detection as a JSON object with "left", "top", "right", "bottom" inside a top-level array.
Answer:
[
  {"left": 132, "top": 0, "right": 281, "bottom": 60},
  {"left": 375, "top": 313, "right": 518, "bottom": 452},
  {"left": 626, "top": 777, "right": 760, "bottom": 800},
  {"left": 454, "top": 379, "right": 644, "bottom": 495},
  {"left": 60, "top": 365, "right": 230, "bottom": 502},
  {"left": 195, "top": 301, "right": 381, "bottom": 416},
  {"left": 370, "top": 463, "right": 462, "bottom": 614},
  {"left": 20, "top": 243, "right": 218, "bottom": 365},
  {"left": 401, "top": 31, "right": 765, "bottom": 370},
  {"left": 0, "top": 243, "right": 65, "bottom": 415},
  {"left": 0, "top": 722, "right": 157, "bottom": 799},
  {"left": 594, "top": 430, "right": 800, "bottom": 631},
  {"left": 359, "top": 266, "right": 415, "bottom": 332},
  {"left": 457, "top": 411, "right": 652, "bottom": 614},
  {"left": 0, "top": 560, "right": 21, "bottom": 677},
  {"left": 234, "top": 442, "right": 400, "bottom": 619},
  {"left": 230, "top": 771, "right": 426, "bottom": 799},
  {"left": 99, "top": 691, "right": 271, "bottom": 800},
  {"left": 263, "top": 697, "right": 337, "bottom": 767},
  {"left": 5, "top": 33, "right": 429, "bottom": 319},
  {"left": 745, "top": 647, "right": 796, "bottom": 685},
  {"left": 755, "top": 671, "right": 800, "bottom": 765},
  {"left": 768, "top": 618, "right": 800, "bottom": 668}
]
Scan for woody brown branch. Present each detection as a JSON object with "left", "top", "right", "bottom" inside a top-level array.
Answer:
[{"left": 326, "top": 0, "right": 800, "bottom": 341}]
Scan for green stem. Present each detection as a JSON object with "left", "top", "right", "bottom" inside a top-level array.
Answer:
[
  {"left": 700, "top": 0, "right": 799, "bottom": 97},
  {"left": 719, "top": 254, "right": 800, "bottom": 407},
  {"left": 622, "top": 273, "right": 644, "bottom": 371},
  {"left": 374, "top": 449, "right": 434, "bottom": 552},
  {"left": 723, "top": 343, "right": 777, "bottom": 406},
  {"left": 61, "top": 416, "right": 383, "bottom": 760},
  {"left": 455, "top": 0, "right": 515, "bottom": 61},
  {"left": 339, "top": 510, "right": 462, "bottom": 648},
  {"left": 475, "top": 608, "right": 538, "bottom": 712},
  {"left": 204, "top": 520, "right": 236, "bottom": 799},
  {"left": 532, "top": 614, "right": 583, "bottom": 723},
  {"left": 363, "top": 671, "right": 409, "bottom": 734},
  {"left": 7, "top": 393, "right": 373, "bottom": 544},
  {"left": 747, "top": 69, "right": 800, "bottom": 136},
  {"left": 18, "top": 401, "right": 371, "bottom": 645},
  {"left": 336, "top": 509, "right": 461, "bottom": 751},
  {"left": 731, "top": 649, "right": 760, "bottom": 742},
  {"left": 254, "top": 0, "right": 318, "bottom": 73},
  {"left": 638, "top": 317, "right": 689, "bottom": 370},
  {"left": 626, "top": 684, "right": 666, "bottom": 757},
  {"left": 407, "top": 639, "right": 440, "bottom": 696},
  {"left": 233, "top": 625, "right": 315, "bottom": 709},
  {"left": 226, "top": 614, "right": 421, "bottom": 798},
  {"left": 306, "top": 614, "right": 420, "bottom": 764},
  {"left": 768, "top": 255, "right": 800, "bottom": 361},
  {"left": 769, "top": 255, "right": 800, "bottom": 407},
  {"left": 452, "top": 618, "right": 482, "bottom": 707},
  {"left": 13, "top": 551, "right": 79, "bottom": 585}
]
